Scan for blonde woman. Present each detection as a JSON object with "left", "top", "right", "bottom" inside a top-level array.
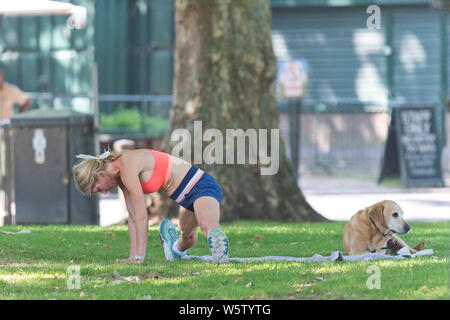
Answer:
[{"left": 72, "top": 149, "right": 229, "bottom": 264}]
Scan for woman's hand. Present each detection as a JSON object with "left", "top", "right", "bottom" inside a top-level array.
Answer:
[{"left": 117, "top": 257, "right": 144, "bottom": 264}]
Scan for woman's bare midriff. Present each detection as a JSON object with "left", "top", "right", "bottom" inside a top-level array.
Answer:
[{"left": 162, "top": 155, "right": 193, "bottom": 197}]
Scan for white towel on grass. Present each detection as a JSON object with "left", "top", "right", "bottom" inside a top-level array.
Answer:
[
  {"left": 0, "top": 229, "right": 31, "bottom": 235},
  {"left": 182, "top": 249, "right": 434, "bottom": 263}
]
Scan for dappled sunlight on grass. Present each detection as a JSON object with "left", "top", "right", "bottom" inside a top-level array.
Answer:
[
  {"left": 398, "top": 286, "right": 448, "bottom": 299},
  {"left": 0, "top": 221, "right": 448, "bottom": 299},
  {"left": 225, "top": 221, "right": 346, "bottom": 236},
  {"left": 149, "top": 275, "right": 195, "bottom": 287},
  {"left": 373, "top": 257, "right": 447, "bottom": 269},
  {"left": 312, "top": 264, "right": 352, "bottom": 274},
  {"left": 0, "top": 271, "right": 66, "bottom": 284}
]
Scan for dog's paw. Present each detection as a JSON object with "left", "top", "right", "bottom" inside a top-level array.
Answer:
[{"left": 412, "top": 241, "right": 425, "bottom": 252}]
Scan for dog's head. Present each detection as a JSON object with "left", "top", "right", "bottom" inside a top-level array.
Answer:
[{"left": 368, "top": 200, "right": 410, "bottom": 234}]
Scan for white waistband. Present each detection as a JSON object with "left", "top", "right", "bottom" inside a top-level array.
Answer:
[{"left": 175, "top": 169, "right": 204, "bottom": 203}]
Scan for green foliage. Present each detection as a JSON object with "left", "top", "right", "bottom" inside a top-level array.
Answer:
[
  {"left": 100, "top": 106, "right": 169, "bottom": 137},
  {"left": 0, "top": 221, "right": 448, "bottom": 300}
]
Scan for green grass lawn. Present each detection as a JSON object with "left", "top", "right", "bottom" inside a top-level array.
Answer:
[{"left": 0, "top": 221, "right": 448, "bottom": 300}]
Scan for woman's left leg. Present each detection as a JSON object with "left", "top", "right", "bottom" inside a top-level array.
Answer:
[{"left": 193, "top": 196, "right": 229, "bottom": 263}]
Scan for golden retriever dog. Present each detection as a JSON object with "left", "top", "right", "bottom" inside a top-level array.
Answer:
[{"left": 343, "top": 200, "right": 425, "bottom": 255}]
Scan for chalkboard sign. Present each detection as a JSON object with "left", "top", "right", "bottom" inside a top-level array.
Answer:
[
  {"left": 394, "top": 105, "right": 444, "bottom": 187},
  {"left": 378, "top": 105, "right": 444, "bottom": 188}
]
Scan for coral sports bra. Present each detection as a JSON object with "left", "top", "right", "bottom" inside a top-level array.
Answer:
[{"left": 114, "top": 149, "right": 173, "bottom": 194}]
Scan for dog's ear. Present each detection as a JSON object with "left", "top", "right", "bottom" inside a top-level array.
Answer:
[{"left": 369, "top": 203, "right": 385, "bottom": 226}]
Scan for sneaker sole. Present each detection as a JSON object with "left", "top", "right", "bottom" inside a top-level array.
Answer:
[{"left": 208, "top": 227, "right": 229, "bottom": 264}]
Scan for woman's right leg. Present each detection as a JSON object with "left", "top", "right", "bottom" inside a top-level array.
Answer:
[{"left": 177, "top": 206, "right": 199, "bottom": 252}]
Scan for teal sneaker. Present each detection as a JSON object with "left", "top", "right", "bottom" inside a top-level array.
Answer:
[
  {"left": 207, "top": 227, "right": 230, "bottom": 264},
  {"left": 159, "top": 219, "right": 181, "bottom": 261}
]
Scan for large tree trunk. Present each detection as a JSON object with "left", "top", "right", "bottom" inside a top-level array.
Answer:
[{"left": 153, "top": 0, "right": 326, "bottom": 222}]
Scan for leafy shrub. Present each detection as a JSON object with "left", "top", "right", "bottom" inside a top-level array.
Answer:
[{"left": 100, "top": 107, "right": 169, "bottom": 137}]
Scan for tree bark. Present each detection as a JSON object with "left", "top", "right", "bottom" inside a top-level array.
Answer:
[{"left": 153, "top": 0, "right": 326, "bottom": 222}]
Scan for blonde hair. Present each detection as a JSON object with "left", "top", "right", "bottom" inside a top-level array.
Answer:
[{"left": 72, "top": 150, "right": 123, "bottom": 196}]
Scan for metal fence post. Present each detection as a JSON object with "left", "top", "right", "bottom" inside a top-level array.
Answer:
[{"left": 289, "top": 99, "right": 301, "bottom": 180}]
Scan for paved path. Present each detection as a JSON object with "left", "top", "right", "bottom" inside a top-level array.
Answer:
[
  {"left": 299, "top": 176, "right": 450, "bottom": 222},
  {"left": 99, "top": 175, "right": 450, "bottom": 226}
]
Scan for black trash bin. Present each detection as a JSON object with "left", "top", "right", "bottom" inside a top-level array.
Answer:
[{"left": 6, "top": 109, "right": 98, "bottom": 225}]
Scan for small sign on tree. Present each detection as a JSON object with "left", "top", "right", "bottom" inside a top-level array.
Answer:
[{"left": 277, "top": 59, "right": 308, "bottom": 99}]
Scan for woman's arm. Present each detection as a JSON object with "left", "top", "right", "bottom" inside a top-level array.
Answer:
[
  {"left": 127, "top": 190, "right": 149, "bottom": 260},
  {"left": 120, "top": 187, "right": 137, "bottom": 261},
  {"left": 119, "top": 165, "right": 149, "bottom": 262}
]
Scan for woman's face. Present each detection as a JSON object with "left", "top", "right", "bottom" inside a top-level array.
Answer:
[{"left": 92, "top": 172, "right": 118, "bottom": 194}]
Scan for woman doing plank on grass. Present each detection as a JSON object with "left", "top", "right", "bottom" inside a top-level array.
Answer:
[{"left": 72, "top": 149, "right": 229, "bottom": 264}]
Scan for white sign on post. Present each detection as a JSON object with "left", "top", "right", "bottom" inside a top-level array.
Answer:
[
  {"left": 277, "top": 59, "right": 308, "bottom": 99},
  {"left": 32, "top": 129, "right": 47, "bottom": 164}
]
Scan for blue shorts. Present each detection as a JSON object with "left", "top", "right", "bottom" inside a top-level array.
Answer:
[{"left": 169, "top": 166, "right": 222, "bottom": 213}]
